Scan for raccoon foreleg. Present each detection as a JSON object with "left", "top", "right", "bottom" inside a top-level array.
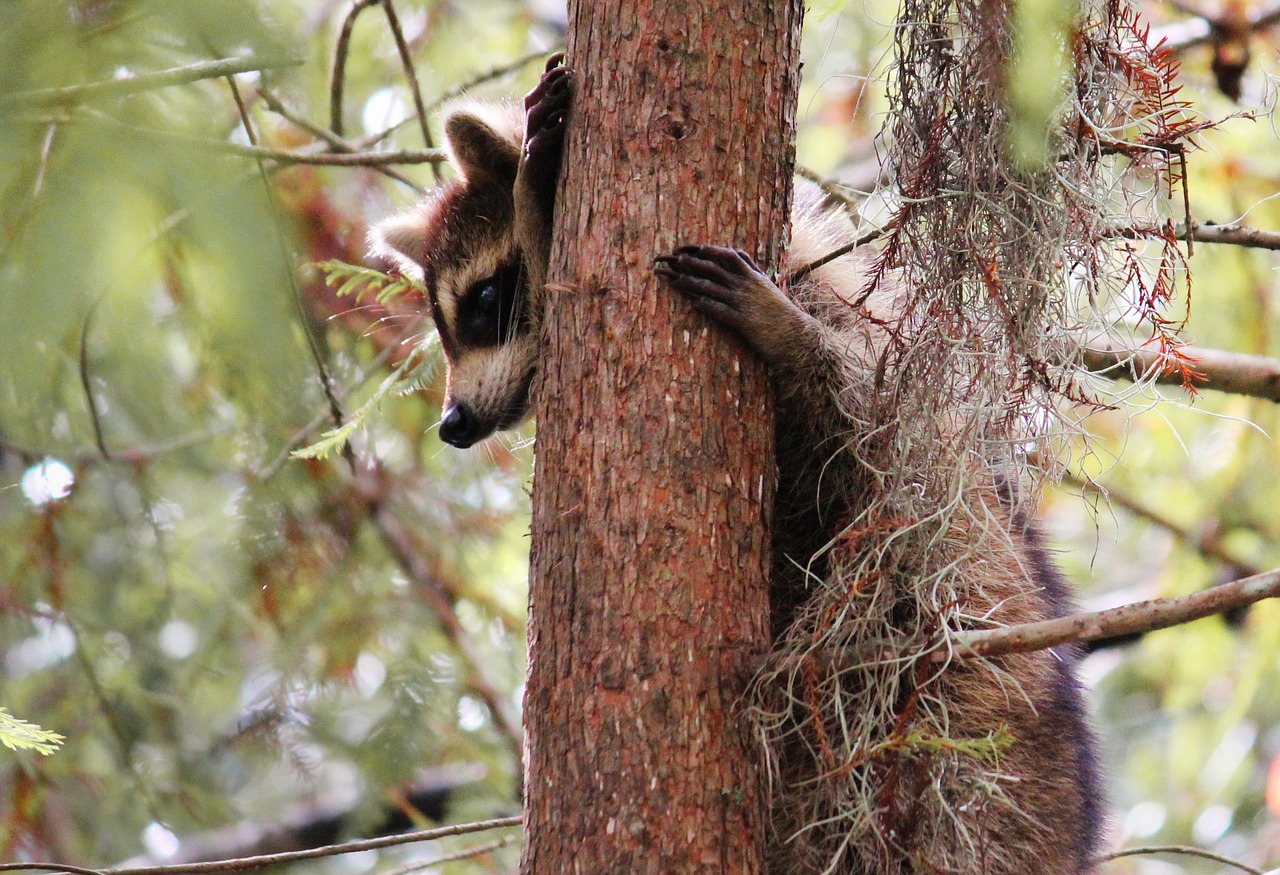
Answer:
[
  {"left": 655, "top": 245, "right": 831, "bottom": 375},
  {"left": 514, "top": 54, "right": 572, "bottom": 297}
]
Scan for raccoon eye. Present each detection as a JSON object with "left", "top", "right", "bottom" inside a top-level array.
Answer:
[{"left": 476, "top": 282, "right": 500, "bottom": 315}]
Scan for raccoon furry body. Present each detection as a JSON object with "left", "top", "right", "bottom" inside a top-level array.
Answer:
[{"left": 372, "top": 58, "right": 1103, "bottom": 874}]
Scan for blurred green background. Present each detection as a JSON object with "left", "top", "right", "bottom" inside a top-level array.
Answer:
[{"left": 2, "top": 1, "right": 1279, "bottom": 872}]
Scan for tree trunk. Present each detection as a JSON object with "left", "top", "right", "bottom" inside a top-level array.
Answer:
[{"left": 523, "top": 3, "right": 804, "bottom": 872}]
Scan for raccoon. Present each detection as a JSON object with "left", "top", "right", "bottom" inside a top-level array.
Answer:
[
  {"left": 372, "top": 57, "right": 1103, "bottom": 874},
  {"left": 371, "top": 55, "right": 569, "bottom": 448}
]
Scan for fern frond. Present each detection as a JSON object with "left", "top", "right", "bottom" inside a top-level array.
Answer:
[
  {"left": 293, "top": 336, "right": 442, "bottom": 460},
  {"left": 0, "top": 707, "right": 63, "bottom": 756},
  {"left": 315, "top": 260, "right": 424, "bottom": 304}
]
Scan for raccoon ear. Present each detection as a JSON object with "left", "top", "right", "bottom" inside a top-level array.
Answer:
[
  {"left": 368, "top": 208, "right": 430, "bottom": 283},
  {"left": 445, "top": 112, "right": 520, "bottom": 186}
]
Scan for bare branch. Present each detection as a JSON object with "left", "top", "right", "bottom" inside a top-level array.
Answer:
[
  {"left": 77, "top": 299, "right": 108, "bottom": 459},
  {"left": 1098, "top": 844, "right": 1266, "bottom": 874},
  {"left": 375, "top": 836, "right": 516, "bottom": 875},
  {"left": 331, "top": 0, "right": 380, "bottom": 136},
  {"left": 354, "top": 49, "right": 556, "bottom": 152},
  {"left": 423, "top": 49, "right": 557, "bottom": 116},
  {"left": 222, "top": 73, "right": 352, "bottom": 472},
  {"left": 224, "top": 143, "right": 446, "bottom": 166},
  {"left": 62, "top": 106, "right": 447, "bottom": 166},
  {"left": 1186, "top": 220, "right": 1280, "bottom": 250},
  {"left": 4, "top": 56, "right": 301, "bottom": 107},
  {"left": 951, "top": 567, "right": 1280, "bottom": 659},
  {"left": 1152, "top": 1, "right": 1280, "bottom": 50},
  {"left": 258, "top": 88, "right": 423, "bottom": 192},
  {"left": 0, "top": 816, "right": 522, "bottom": 875},
  {"left": 379, "top": 0, "right": 440, "bottom": 184},
  {"left": 1114, "top": 221, "right": 1280, "bottom": 250},
  {"left": 114, "top": 767, "right": 487, "bottom": 868},
  {"left": 1083, "top": 336, "right": 1280, "bottom": 403},
  {"left": 796, "top": 164, "right": 864, "bottom": 212}
]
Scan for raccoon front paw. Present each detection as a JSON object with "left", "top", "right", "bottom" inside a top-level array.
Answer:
[
  {"left": 655, "top": 245, "right": 806, "bottom": 365},
  {"left": 522, "top": 54, "right": 572, "bottom": 180}
]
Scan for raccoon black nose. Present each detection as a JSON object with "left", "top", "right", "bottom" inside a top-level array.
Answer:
[{"left": 439, "top": 403, "right": 478, "bottom": 448}]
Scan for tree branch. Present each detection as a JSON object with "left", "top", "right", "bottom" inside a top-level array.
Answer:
[
  {"left": 1098, "top": 843, "right": 1266, "bottom": 874},
  {"left": 1083, "top": 336, "right": 1280, "bottom": 403},
  {"left": 1151, "top": 1, "right": 1280, "bottom": 51},
  {"left": 951, "top": 566, "right": 1280, "bottom": 659},
  {"left": 379, "top": 0, "right": 440, "bottom": 184},
  {"left": 4, "top": 56, "right": 301, "bottom": 107},
  {"left": 65, "top": 107, "right": 448, "bottom": 166},
  {"left": 376, "top": 836, "right": 515, "bottom": 875},
  {"left": 111, "top": 767, "right": 488, "bottom": 868},
  {"left": 1115, "top": 220, "right": 1280, "bottom": 250},
  {"left": 220, "top": 143, "right": 446, "bottom": 166},
  {"left": 330, "top": 0, "right": 380, "bottom": 136},
  {"left": 258, "top": 88, "right": 423, "bottom": 192},
  {"left": 1186, "top": 220, "right": 1280, "bottom": 250},
  {"left": 0, "top": 816, "right": 522, "bottom": 875}
]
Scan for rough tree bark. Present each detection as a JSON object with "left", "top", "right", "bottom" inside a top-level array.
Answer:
[{"left": 523, "top": 2, "right": 804, "bottom": 872}]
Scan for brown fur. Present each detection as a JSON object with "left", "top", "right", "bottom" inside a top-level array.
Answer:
[{"left": 372, "top": 61, "right": 1103, "bottom": 873}]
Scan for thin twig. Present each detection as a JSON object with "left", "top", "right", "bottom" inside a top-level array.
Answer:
[
  {"left": 257, "top": 320, "right": 424, "bottom": 480},
  {"left": 1061, "top": 471, "right": 1262, "bottom": 578},
  {"left": 790, "top": 226, "right": 888, "bottom": 283},
  {"left": 31, "top": 122, "right": 59, "bottom": 199},
  {"left": 1113, "top": 220, "right": 1280, "bottom": 250},
  {"left": 0, "top": 816, "right": 522, "bottom": 875},
  {"left": 379, "top": 0, "right": 440, "bottom": 184},
  {"left": 77, "top": 299, "right": 108, "bottom": 459},
  {"left": 374, "top": 835, "right": 516, "bottom": 875},
  {"left": 1098, "top": 843, "right": 1266, "bottom": 874},
  {"left": 4, "top": 56, "right": 301, "bottom": 107},
  {"left": 258, "top": 88, "right": 423, "bottom": 192},
  {"left": 113, "top": 766, "right": 487, "bottom": 868},
  {"left": 796, "top": 164, "right": 864, "bottom": 213},
  {"left": 223, "top": 73, "right": 352, "bottom": 471},
  {"left": 1186, "top": 220, "right": 1280, "bottom": 250},
  {"left": 331, "top": 0, "right": 381, "bottom": 137},
  {"left": 0, "top": 429, "right": 229, "bottom": 467},
  {"left": 231, "top": 144, "right": 446, "bottom": 166},
  {"left": 424, "top": 49, "right": 555, "bottom": 114},
  {"left": 63, "top": 105, "right": 447, "bottom": 166},
  {"left": 357, "top": 49, "right": 554, "bottom": 151},
  {"left": 350, "top": 50, "right": 552, "bottom": 152},
  {"left": 951, "top": 566, "right": 1280, "bottom": 659}
]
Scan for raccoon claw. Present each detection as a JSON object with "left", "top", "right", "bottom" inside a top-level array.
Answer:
[
  {"left": 524, "top": 61, "right": 572, "bottom": 160},
  {"left": 655, "top": 245, "right": 770, "bottom": 313},
  {"left": 655, "top": 245, "right": 797, "bottom": 363}
]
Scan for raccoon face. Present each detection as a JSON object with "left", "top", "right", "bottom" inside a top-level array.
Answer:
[
  {"left": 370, "top": 104, "right": 538, "bottom": 449},
  {"left": 429, "top": 246, "right": 537, "bottom": 449}
]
